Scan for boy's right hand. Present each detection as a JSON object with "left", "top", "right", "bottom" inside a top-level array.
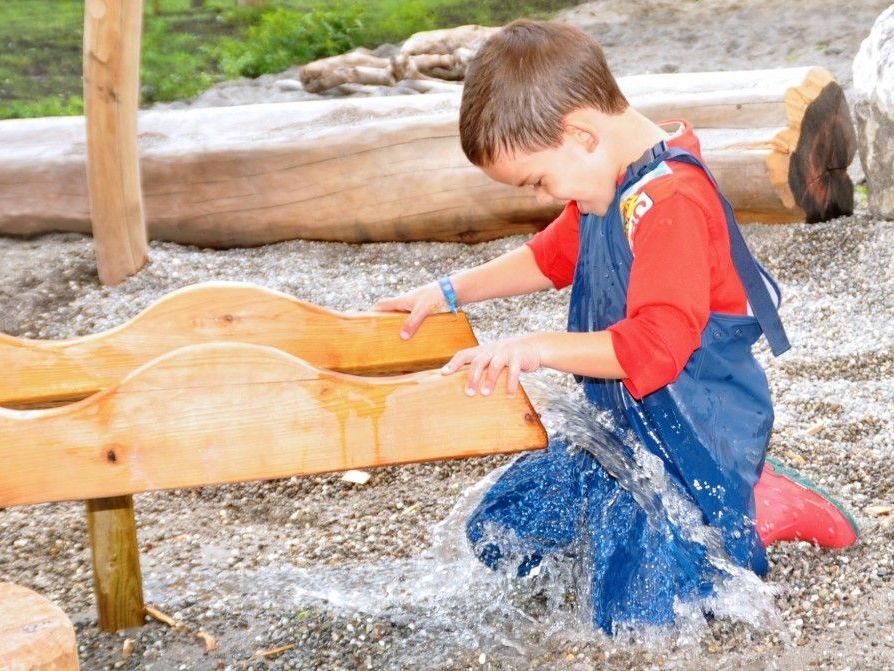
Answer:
[{"left": 372, "top": 282, "right": 449, "bottom": 340}]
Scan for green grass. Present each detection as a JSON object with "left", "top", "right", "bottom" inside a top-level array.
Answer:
[
  {"left": 855, "top": 183, "right": 869, "bottom": 207},
  {"left": 0, "top": 0, "right": 582, "bottom": 120}
]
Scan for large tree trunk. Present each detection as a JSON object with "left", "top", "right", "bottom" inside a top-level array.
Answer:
[{"left": 0, "top": 67, "right": 856, "bottom": 245}]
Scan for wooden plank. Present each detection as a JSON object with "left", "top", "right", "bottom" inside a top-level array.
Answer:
[
  {"left": 0, "top": 342, "right": 547, "bottom": 506},
  {"left": 0, "top": 67, "right": 854, "bottom": 244},
  {"left": 0, "top": 282, "right": 478, "bottom": 407},
  {"left": 83, "top": 0, "right": 148, "bottom": 285},
  {"left": 0, "top": 582, "right": 80, "bottom": 670},
  {"left": 85, "top": 496, "right": 145, "bottom": 631}
]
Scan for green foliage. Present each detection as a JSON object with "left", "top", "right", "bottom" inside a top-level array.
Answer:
[
  {"left": 353, "top": 0, "right": 575, "bottom": 46},
  {"left": 0, "top": 94, "right": 83, "bottom": 120},
  {"left": 0, "top": 0, "right": 84, "bottom": 119},
  {"left": 855, "top": 183, "right": 869, "bottom": 207},
  {"left": 217, "top": 5, "right": 363, "bottom": 79},
  {"left": 140, "top": 19, "right": 220, "bottom": 103},
  {"left": 0, "top": 0, "right": 584, "bottom": 118}
]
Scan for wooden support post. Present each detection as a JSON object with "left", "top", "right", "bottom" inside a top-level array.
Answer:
[
  {"left": 83, "top": 0, "right": 149, "bottom": 286},
  {"left": 85, "top": 495, "right": 145, "bottom": 631}
]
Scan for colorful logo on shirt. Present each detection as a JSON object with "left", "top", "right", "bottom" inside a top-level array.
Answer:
[
  {"left": 618, "top": 160, "right": 671, "bottom": 247},
  {"left": 621, "top": 191, "right": 654, "bottom": 242}
]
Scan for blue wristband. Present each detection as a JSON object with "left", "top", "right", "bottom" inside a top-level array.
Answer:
[{"left": 438, "top": 277, "right": 459, "bottom": 313}]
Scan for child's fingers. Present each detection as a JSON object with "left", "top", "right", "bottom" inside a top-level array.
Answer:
[
  {"left": 481, "top": 352, "right": 508, "bottom": 396},
  {"left": 372, "top": 296, "right": 407, "bottom": 312},
  {"left": 506, "top": 358, "right": 522, "bottom": 397},
  {"left": 400, "top": 301, "right": 433, "bottom": 340},
  {"left": 466, "top": 351, "right": 491, "bottom": 395},
  {"left": 442, "top": 347, "right": 475, "bottom": 375}
]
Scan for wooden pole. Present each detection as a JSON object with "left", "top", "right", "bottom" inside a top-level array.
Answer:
[
  {"left": 85, "top": 496, "right": 145, "bottom": 631},
  {"left": 83, "top": 0, "right": 149, "bottom": 286}
]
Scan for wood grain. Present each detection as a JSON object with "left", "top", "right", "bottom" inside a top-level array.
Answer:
[
  {"left": 0, "top": 282, "right": 479, "bottom": 407},
  {"left": 83, "top": 0, "right": 148, "bottom": 285},
  {"left": 0, "top": 582, "right": 80, "bottom": 670},
  {"left": 0, "top": 342, "right": 547, "bottom": 506},
  {"left": 0, "top": 67, "right": 855, "bottom": 244},
  {"left": 85, "top": 496, "right": 145, "bottom": 631}
]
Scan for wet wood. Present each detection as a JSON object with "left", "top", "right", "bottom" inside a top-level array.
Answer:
[
  {"left": 85, "top": 496, "right": 145, "bottom": 631},
  {"left": 0, "top": 67, "right": 852, "bottom": 243},
  {"left": 690, "top": 69, "right": 855, "bottom": 222},
  {"left": 0, "top": 282, "right": 478, "bottom": 407},
  {"left": 83, "top": 0, "right": 148, "bottom": 285},
  {"left": 0, "top": 342, "right": 548, "bottom": 506},
  {"left": 0, "top": 582, "right": 80, "bottom": 670}
]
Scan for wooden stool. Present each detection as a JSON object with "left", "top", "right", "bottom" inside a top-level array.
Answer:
[{"left": 0, "top": 583, "right": 80, "bottom": 670}]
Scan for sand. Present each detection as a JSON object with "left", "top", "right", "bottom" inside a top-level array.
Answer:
[{"left": 1, "top": 1, "right": 893, "bottom": 669}]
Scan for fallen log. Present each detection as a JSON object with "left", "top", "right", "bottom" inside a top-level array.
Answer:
[
  {"left": 299, "top": 48, "right": 396, "bottom": 93},
  {"left": 300, "top": 25, "right": 498, "bottom": 93},
  {"left": 0, "top": 66, "right": 855, "bottom": 245}
]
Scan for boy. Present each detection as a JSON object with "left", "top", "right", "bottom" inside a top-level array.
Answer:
[{"left": 374, "top": 20, "right": 857, "bottom": 632}]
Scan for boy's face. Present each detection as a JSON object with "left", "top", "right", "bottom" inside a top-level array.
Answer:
[{"left": 481, "top": 126, "right": 620, "bottom": 216}]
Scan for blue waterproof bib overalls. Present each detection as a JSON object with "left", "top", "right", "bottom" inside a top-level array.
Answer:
[{"left": 466, "top": 142, "right": 791, "bottom": 634}]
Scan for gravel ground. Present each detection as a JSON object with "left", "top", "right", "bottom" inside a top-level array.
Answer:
[{"left": 2, "top": 1, "right": 894, "bottom": 670}]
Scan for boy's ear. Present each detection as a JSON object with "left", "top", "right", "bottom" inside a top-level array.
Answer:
[{"left": 564, "top": 122, "right": 599, "bottom": 153}]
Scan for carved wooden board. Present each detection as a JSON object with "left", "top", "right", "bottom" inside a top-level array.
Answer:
[
  {"left": 0, "top": 282, "right": 478, "bottom": 407},
  {"left": 0, "top": 342, "right": 547, "bottom": 506}
]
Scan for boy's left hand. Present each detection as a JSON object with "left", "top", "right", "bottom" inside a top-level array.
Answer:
[{"left": 441, "top": 334, "right": 543, "bottom": 398}]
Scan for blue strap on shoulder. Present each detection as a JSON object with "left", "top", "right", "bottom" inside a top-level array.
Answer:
[{"left": 630, "top": 143, "right": 791, "bottom": 357}]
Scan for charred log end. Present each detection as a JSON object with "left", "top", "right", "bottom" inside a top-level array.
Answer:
[{"left": 789, "top": 82, "right": 858, "bottom": 223}]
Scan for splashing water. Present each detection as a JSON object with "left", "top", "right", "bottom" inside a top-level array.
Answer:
[
  {"left": 262, "top": 379, "right": 785, "bottom": 667},
  {"left": 533, "top": 383, "right": 784, "bottom": 642},
  {"left": 144, "top": 379, "right": 786, "bottom": 668}
]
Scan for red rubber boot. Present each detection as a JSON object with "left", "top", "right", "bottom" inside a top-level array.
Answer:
[{"left": 754, "top": 457, "right": 859, "bottom": 549}]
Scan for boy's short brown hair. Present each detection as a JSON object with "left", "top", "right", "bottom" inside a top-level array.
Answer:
[{"left": 459, "top": 19, "right": 628, "bottom": 167}]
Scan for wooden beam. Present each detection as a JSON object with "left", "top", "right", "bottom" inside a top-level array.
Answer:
[
  {"left": 0, "top": 582, "right": 80, "bottom": 670},
  {"left": 83, "top": 0, "right": 149, "bottom": 285},
  {"left": 0, "top": 282, "right": 478, "bottom": 407},
  {"left": 0, "top": 67, "right": 855, "bottom": 244},
  {"left": 0, "top": 342, "right": 547, "bottom": 507},
  {"left": 85, "top": 496, "right": 145, "bottom": 631}
]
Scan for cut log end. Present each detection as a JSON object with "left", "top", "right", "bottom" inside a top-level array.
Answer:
[
  {"left": 0, "top": 583, "right": 80, "bottom": 670},
  {"left": 788, "top": 81, "right": 857, "bottom": 223}
]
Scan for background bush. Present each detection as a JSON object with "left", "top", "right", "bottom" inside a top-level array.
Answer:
[
  {"left": 217, "top": 5, "right": 364, "bottom": 79},
  {"left": 0, "top": 0, "right": 582, "bottom": 119}
]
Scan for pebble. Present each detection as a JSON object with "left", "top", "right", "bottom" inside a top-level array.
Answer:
[{"left": 274, "top": 79, "right": 304, "bottom": 91}]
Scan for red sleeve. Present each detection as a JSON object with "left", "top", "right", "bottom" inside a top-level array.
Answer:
[
  {"left": 525, "top": 201, "right": 580, "bottom": 289},
  {"left": 606, "top": 193, "right": 713, "bottom": 399}
]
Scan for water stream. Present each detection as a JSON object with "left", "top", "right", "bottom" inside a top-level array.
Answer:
[{"left": 145, "top": 381, "right": 786, "bottom": 668}]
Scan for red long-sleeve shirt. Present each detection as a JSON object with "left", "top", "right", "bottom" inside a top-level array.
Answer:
[{"left": 526, "top": 121, "right": 748, "bottom": 399}]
